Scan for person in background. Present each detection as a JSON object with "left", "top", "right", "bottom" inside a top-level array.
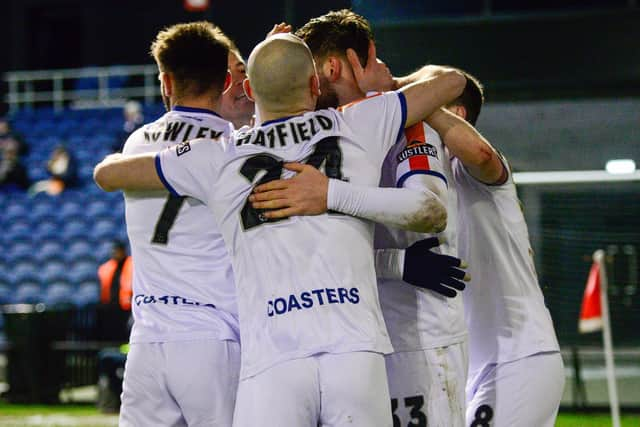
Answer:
[
  {"left": 98, "top": 240, "right": 133, "bottom": 311},
  {"left": 0, "top": 117, "right": 29, "bottom": 158},
  {"left": 113, "top": 100, "right": 144, "bottom": 152},
  {"left": 0, "top": 144, "right": 30, "bottom": 190},
  {"left": 29, "top": 144, "right": 78, "bottom": 196}
]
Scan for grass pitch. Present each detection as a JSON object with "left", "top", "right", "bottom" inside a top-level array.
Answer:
[{"left": 0, "top": 403, "right": 638, "bottom": 426}]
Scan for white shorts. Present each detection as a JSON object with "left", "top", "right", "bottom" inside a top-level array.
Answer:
[
  {"left": 385, "top": 342, "right": 468, "bottom": 427},
  {"left": 465, "top": 351, "right": 564, "bottom": 427},
  {"left": 233, "top": 351, "right": 392, "bottom": 427},
  {"left": 119, "top": 339, "right": 241, "bottom": 427}
]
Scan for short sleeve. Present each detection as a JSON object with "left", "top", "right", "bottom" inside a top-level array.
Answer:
[
  {"left": 338, "top": 91, "right": 407, "bottom": 155},
  {"left": 155, "top": 138, "right": 221, "bottom": 203},
  {"left": 395, "top": 123, "right": 448, "bottom": 188}
]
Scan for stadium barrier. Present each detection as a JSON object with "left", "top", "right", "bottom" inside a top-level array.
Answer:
[
  {"left": 1, "top": 304, "right": 129, "bottom": 404},
  {"left": 4, "top": 65, "right": 160, "bottom": 113}
]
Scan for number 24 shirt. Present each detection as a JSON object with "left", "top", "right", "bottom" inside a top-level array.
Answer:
[{"left": 156, "top": 92, "right": 407, "bottom": 379}]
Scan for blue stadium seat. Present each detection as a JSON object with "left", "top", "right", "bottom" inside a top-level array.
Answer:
[
  {"left": 14, "top": 270, "right": 41, "bottom": 286},
  {"left": 44, "top": 282, "right": 74, "bottom": 306},
  {"left": 5, "top": 241, "right": 33, "bottom": 264},
  {"left": 60, "top": 219, "right": 89, "bottom": 241},
  {"left": 75, "top": 148, "right": 94, "bottom": 163},
  {"left": 72, "top": 281, "right": 100, "bottom": 307},
  {"left": 0, "top": 284, "right": 12, "bottom": 304},
  {"left": 92, "top": 219, "right": 117, "bottom": 240},
  {"left": 28, "top": 166, "right": 49, "bottom": 182},
  {"left": 4, "top": 203, "right": 28, "bottom": 222},
  {"left": 14, "top": 282, "right": 42, "bottom": 304},
  {"left": 6, "top": 221, "right": 32, "bottom": 242},
  {"left": 95, "top": 241, "right": 114, "bottom": 262},
  {"left": 68, "top": 260, "right": 98, "bottom": 284},
  {"left": 64, "top": 240, "right": 95, "bottom": 263},
  {"left": 38, "top": 261, "right": 67, "bottom": 284},
  {"left": 0, "top": 272, "right": 11, "bottom": 289},
  {"left": 33, "top": 220, "right": 61, "bottom": 241},
  {"left": 14, "top": 260, "right": 37, "bottom": 277},
  {"left": 79, "top": 164, "right": 95, "bottom": 182},
  {"left": 30, "top": 199, "right": 57, "bottom": 221},
  {"left": 86, "top": 200, "right": 110, "bottom": 218},
  {"left": 59, "top": 201, "right": 83, "bottom": 218},
  {"left": 67, "top": 135, "right": 87, "bottom": 147},
  {"left": 34, "top": 241, "right": 65, "bottom": 264}
]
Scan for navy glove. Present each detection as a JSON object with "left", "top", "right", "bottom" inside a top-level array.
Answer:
[{"left": 403, "top": 237, "right": 468, "bottom": 298}]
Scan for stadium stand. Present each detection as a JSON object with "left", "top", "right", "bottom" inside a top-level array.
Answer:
[
  {"left": 0, "top": 105, "right": 166, "bottom": 401},
  {"left": 0, "top": 104, "right": 164, "bottom": 316}
]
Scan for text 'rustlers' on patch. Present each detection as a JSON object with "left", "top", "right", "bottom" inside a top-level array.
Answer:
[{"left": 397, "top": 143, "right": 438, "bottom": 163}]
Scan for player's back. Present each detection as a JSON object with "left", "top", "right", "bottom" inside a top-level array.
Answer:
[
  {"left": 452, "top": 157, "right": 559, "bottom": 374},
  {"left": 156, "top": 92, "right": 407, "bottom": 378},
  {"left": 374, "top": 122, "right": 467, "bottom": 351},
  {"left": 123, "top": 107, "right": 238, "bottom": 344}
]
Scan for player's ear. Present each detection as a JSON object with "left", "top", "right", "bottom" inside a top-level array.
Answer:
[
  {"left": 310, "top": 73, "right": 321, "bottom": 97},
  {"left": 243, "top": 78, "right": 254, "bottom": 102},
  {"left": 448, "top": 104, "right": 467, "bottom": 121},
  {"left": 223, "top": 71, "right": 232, "bottom": 93},
  {"left": 321, "top": 56, "right": 341, "bottom": 83},
  {"left": 160, "top": 72, "right": 173, "bottom": 97}
]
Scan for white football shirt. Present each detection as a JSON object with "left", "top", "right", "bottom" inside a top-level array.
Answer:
[
  {"left": 374, "top": 122, "right": 467, "bottom": 351},
  {"left": 453, "top": 157, "right": 560, "bottom": 375},
  {"left": 122, "top": 106, "right": 239, "bottom": 344},
  {"left": 156, "top": 92, "right": 407, "bottom": 378}
]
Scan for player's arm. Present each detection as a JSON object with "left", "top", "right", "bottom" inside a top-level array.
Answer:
[
  {"left": 400, "top": 72, "right": 466, "bottom": 128},
  {"left": 94, "top": 153, "right": 164, "bottom": 192},
  {"left": 426, "top": 107, "right": 507, "bottom": 185},
  {"left": 96, "top": 139, "right": 216, "bottom": 202},
  {"left": 393, "top": 64, "right": 455, "bottom": 89},
  {"left": 250, "top": 163, "right": 447, "bottom": 233}
]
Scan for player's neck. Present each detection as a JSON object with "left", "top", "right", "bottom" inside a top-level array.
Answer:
[
  {"left": 338, "top": 86, "right": 366, "bottom": 106},
  {"left": 171, "top": 95, "right": 221, "bottom": 116},
  {"left": 258, "top": 107, "right": 312, "bottom": 125}
]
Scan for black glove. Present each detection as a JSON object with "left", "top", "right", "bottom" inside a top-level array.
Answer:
[{"left": 403, "top": 237, "right": 468, "bottom": 298}]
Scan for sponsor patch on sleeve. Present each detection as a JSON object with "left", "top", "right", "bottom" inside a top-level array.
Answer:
[
  {"left": 400, "top": 123, "right": 436, "bottom": 171},
  {"left": 176, "top": 141, "right": 191, "bottom": 156},
  {"left": 397, "top": 143, "right": 438, "bottom": 163}
]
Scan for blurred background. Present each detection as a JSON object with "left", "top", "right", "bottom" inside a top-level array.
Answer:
[{"left": 0, "top": 0, "right": 639, "bottom": 425}]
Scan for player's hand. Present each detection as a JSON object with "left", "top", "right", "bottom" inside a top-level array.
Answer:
[
  {"left": 346, "top": 40, "right": 395, "bottom": 93},
  {"left": 403, "top": 237, "right": 470, "bottom": 298},
  {"left": 267, "top": 22, "right": 293, "bottom": 38},
  {"left": 249, "top": 163, "right": 328, "bottom": 219}
]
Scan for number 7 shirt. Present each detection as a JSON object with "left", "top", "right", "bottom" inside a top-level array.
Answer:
[
  {"left": 122, "top": 106, "right": 239, "bottom": 345},
  {"left": 156, "top": 91, "right": 407, "bottom": 379}
]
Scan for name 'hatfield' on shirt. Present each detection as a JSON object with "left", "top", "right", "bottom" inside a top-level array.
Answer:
[{"left": 236, "top": 113, "right": 334, "bottom": 149}]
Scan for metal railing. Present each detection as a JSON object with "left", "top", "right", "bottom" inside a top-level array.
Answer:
[{"left": 4, "top": 65, "right": 160, "bottom": 113}]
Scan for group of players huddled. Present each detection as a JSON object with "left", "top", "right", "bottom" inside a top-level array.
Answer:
[{"left": 93, "top": 9, "right": 564, "bottom": 427}]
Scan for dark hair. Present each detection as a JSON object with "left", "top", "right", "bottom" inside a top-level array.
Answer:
[
  {"left": 449, "top": 71, "right": 484, "bottom": 126},
  {"left": 296, "top": 9, "right": 373, "bottom": 67},
  {"left": 112, "top": 240, "right": 127, "bottom": 251},
  {"left": 150, "top": 21, "right": 231, "bottom": 98}
]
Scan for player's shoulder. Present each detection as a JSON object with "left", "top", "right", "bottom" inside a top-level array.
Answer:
[
  {"left": 122, "top": 122, "right": 153, "bottom": 154},
  {"left": 337, "top": 91, "right": 384, "bottom": 112},
  {"left": 179, "top": 136, "right": 226, "bottom": 154},
  {"left": 336, "top": 91, "right": 405, "bottom": 134},
  {"left": 122, "top": 113, "right": 171, "bottom": 154}
]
